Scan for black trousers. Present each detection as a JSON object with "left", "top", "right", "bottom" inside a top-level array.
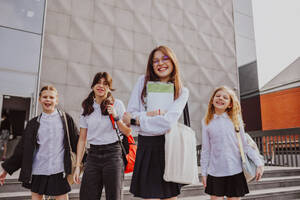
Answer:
[{"left": 80, "top": 142, "right": 124, "bottom": 200}]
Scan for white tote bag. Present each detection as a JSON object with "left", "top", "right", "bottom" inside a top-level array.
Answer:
[{"left": 164, "top": 123, "right": 199, "bottom": 184}]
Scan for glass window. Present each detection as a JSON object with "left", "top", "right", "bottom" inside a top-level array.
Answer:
[
  {"left": 0, "top": 27, "right": 41, "bottom": 74},
  {"left": 0, "top": 0, "right": 45, "bottom": 34}
]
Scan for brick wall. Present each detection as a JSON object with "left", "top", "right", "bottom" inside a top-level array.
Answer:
[{"left": 260, "top": 87, "right": 300, "bottom": 130}]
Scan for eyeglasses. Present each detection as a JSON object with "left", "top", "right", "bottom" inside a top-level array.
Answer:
[{"left": 152, "top": 55, "right": 170, "bottom": 65}]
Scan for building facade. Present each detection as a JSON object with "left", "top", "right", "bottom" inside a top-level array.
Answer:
[{"left": 0, "top": 0, "right": 239, "bottom": 144}]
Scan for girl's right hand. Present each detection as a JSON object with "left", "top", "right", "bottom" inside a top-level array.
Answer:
[
  {"left": 73, "top": 166, "right": 81, "bottom": 184},
  {"left": 146, "top": 109, "right": 166, "bottom": 117},
  {"left": 201, "top": 176, "right": 207, "bottom": 188},
  {"left": 0, "top": 170, "right": 7, "bottom": 186}
]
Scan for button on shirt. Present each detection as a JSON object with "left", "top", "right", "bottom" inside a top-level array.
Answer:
[
  {"left": 127, "top": 75, "right": 189, "bottom": 136},
  {"left": 200, "top": 113, "right": 264, "bottom": 177},
  {"left": 32, "top": 110, "right": 65, "bottom": 175},
  {"left": 80, "top": 99, "right": 125, "bottom": 145}
]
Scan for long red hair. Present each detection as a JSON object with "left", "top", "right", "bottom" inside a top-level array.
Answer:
[{"left": 141, "top": 46, "right": 182, "bottom": 103}]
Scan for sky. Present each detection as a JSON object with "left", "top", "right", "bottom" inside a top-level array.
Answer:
[{"left": 252, "top": 0, "right": 300, "bottom": 88}]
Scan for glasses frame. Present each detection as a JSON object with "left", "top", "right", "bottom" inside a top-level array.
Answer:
[{"left": 152, "top": 55, "right": 170, "bottom": 66}]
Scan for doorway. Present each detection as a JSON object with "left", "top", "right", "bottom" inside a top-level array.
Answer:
[{"left": 0, "top": 95, "right": 31, "bottom": 159}]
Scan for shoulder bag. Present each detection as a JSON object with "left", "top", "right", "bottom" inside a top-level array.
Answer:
[
  {"left": 62, "top": 112, "right": 83, "bottom": 185},
  {"left": 236, "top": 130, "right": 263, "bottom": 182},
  {"left": 163, "top": 103, "right": 199, "bottom": 184}
]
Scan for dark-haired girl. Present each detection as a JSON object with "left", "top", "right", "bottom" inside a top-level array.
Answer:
[
  {"left": 0, "top": 85, "right": 79, "bottom": 200},
  {"left": 122, "top": 46, "right": 189, "bottom": 200},
  {"left": 73, "top": 72, "right": 131, "bottom": 200}
]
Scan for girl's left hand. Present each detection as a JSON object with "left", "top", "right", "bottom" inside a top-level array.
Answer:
[
  {"left": 256, "top": 166, "right": 264, "bottom": 181},
  {"left": 107, "top": 105, "right": 117, "bottom": 118},
  {"left": 122, "top": 112, "right": 132, "bottom": 126}
]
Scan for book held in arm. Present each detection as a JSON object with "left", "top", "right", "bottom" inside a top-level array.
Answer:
[{"left": 146, "top": 82, "right": 174, "bottom": 112}]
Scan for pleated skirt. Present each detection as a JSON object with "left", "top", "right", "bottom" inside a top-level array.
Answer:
[
  {"left": 23, "top": 172, "right": 70, "bottom": 196},
  {"left": 205, "top": 172, "right": 249, "bottom": 197},
  {"left": 129, "top": 135, "right": 181, "bottom": 198}
]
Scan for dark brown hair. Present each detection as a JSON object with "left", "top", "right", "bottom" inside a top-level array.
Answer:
[
  {"left": 39, "top": 85, "right": 58, "bottom": 97},
  {"left": 82, "top": 72, "right": 115, "bottom": 116},
  {"left": 141, "top": 46, "right": 182, "bottom": 103}
]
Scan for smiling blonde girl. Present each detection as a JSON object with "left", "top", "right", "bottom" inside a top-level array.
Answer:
[
  {"left": 0, "top": 85, "right": 79, "bottom": 200},
  {"left": 201, "top": 86, "right": 264, "bottom": 200}
]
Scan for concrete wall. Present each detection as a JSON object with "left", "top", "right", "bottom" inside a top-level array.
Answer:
[
  {"left": 233, "top": 0, "right": 256, "bottom": 67},
  {"left": 40, "top": 0, "right": 238, "bottom": 144}
]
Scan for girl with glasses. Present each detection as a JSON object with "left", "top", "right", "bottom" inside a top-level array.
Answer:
[{"left": 122, "top": 46, "right": 189, "bottom": 200}]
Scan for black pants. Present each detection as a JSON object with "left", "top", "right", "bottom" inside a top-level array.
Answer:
[{"left": 80, "top": 142, "right": 124, "bottom": 200}]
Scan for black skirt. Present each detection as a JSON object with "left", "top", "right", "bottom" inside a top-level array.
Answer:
[
  {"left": 130, "top": 135, "right": 181, "bottom": 198},
  {"left": 205, "top": 172, "right": 249, "bottom": 197},
  {"left": 23, "top": 172, "right": 71, "bottom": 196}
]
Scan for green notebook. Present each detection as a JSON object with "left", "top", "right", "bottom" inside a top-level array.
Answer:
[{"left": 146, "top": 82, "right": 174, "bottom": 111}]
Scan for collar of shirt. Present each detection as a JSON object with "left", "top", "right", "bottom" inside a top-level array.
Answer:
[
  {"left": 213, "top": 112, "right": 229, "bottom": 119},
  {"left": 41, "top": 109, "right": 59, "bottom": 120},
  {"left": 93, "top": 101, "right": 101, "bottom": 110}
]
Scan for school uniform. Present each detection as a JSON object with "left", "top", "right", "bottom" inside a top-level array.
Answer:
[
  {"left": 2, "top": 109, "right": 79, "bottom": 196},
  {"left": 127, "top": 75, "right": 189, "bottom": 198},
  {"left": 200, "top": 113, "right": 264, "bottom": 197},
  {"left": 79, "top": 99, "right": 125, "bottom": 200}
]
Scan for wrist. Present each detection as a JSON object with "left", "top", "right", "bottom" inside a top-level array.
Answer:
[
  {"left": 135, "top": 117, "right": 140, "bottom": 126},
  {"left": 130, "top": 118, "right": 137, "bottom": 125},
  {"left": 113, "top": 116, "right": 120, "bottom": 121}
]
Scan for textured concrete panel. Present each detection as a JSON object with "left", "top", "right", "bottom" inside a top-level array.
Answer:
[
  {"left": 113, "top": 48, "right": 134, "bottom": 71},
  {"left": 67, "top": 62, "right": 92, "bottom": 88},
  {"left": 70, "top": 17, "right": 93, "bottom": 42},
  {"left": 41, "top": 0, "right": 238, "bottom": 144},
  {"left": 45, "top": 11, "right": 70, "bottom": 37},
  {"left": 71, "top": 0, "right": 94, "bottom": 20},
  {"left": 69, "top": 39, "right": 91, "bottom": 64},
  {"left": 41, "top": 57, "right": 67, "bottom": 85},
  {"left": 91, "top": 44, "right": 113, "bottom": 67}
]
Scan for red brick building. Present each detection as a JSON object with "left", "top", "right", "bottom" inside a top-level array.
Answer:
[{"left": 239, "top": 57, "right": 300, "bottom": 131}]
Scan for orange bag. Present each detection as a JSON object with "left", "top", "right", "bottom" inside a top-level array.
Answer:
[
  {"left": 109, "top": 114, "right": 136, "bottom": 173},
  {"left": 123, "top": 134, "right": 137, "bottom": 173}
]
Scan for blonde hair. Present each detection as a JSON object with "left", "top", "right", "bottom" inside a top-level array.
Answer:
[
  {"left": 204, "top": 86, "right": 243, "bottom": 131},
  {"left": 39, "top": 85, "right": 58, "bottom": 97}
]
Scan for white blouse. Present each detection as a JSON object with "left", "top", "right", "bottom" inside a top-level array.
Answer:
[
  {"left": 127, "top": 75, "right": 189, "bottom": 136},
  {"left": 200, "top": 113, "right": 264, "bottom": 177},
  {"left": 32, "top": 109, "right": 65, "bottom": 175},
  {"left": 80, "top": 99, "right": 125, "bottom": 145}
]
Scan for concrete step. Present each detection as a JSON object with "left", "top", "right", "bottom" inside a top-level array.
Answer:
[
  {"left": 2, "top": 176, "right": 300, "bottom": 200},
  {"left": 1, "top": 167, "right": 300, "bottom": 193},
  {"left": 179, "top": 186, "right": 300, "bottom": 200},
  {"left": 1, "top": 167, "right": 300, "bottom": 199},
  {"left": 3, "top": 185, "right": 300, "bottom": 200}
]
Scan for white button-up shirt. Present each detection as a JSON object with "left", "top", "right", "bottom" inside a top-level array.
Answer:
[
  {"left": 200, "top": 113, "right": 264, "bottom": 177},
  {"left": 32, "top": 109, "right": 65, "bottom": 175},
  {"left": 127, "top": 75, "right": 189, "bottom": 136},
  {"left": 80, "top": 99, "right": 125, "bottom": 145}
]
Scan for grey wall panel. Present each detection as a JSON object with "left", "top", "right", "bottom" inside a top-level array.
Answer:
[
  {"left": 0, "top": 27, "right": 41, "bottom": 73},
  {"left": 0, "top": 0, "right": 45, "bottom": 34},
  {"left": 41, "top": 0, "right": 238, "bottom": 144}
]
